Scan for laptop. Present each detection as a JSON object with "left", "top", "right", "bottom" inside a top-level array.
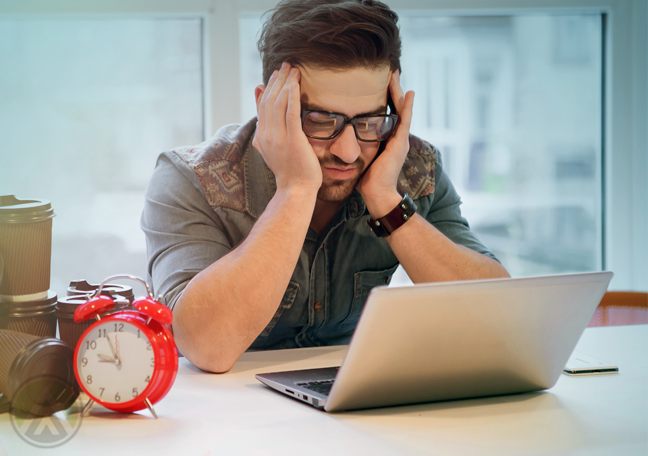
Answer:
[{"left": 255, "top": 271, "right": 613, "bottom": 412}]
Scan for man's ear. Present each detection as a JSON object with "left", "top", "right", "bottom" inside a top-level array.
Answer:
[{"left": 254, "top": 85, "right": 266, "bottom": 112}]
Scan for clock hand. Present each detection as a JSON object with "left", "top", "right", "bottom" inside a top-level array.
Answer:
[
  {"left": 105, "top": 335, "right": 121, "bottom": 366},
  {"left": 115, "top": 334, "right": 120, "bottom": 365},
  {"left": 97, "top": 353, "right": 116, "bottom": 362}
]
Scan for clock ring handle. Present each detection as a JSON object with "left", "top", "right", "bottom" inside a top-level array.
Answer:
[
  {"left": 74, "top": 295, "right": 115, "bottom": 322},
  {"left": 133, "top": 297, "right": 173, "bottom": 325},
  {"left": 91, "top": 274, "right": 155, "bottom": 300}
]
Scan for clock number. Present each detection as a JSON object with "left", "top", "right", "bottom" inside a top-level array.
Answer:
[
  {"left": 86, "top": 340, "right": 97, "bottom": 350},
  {"left": 99, "top": 388, "right": 105, "bottom": 397},
  {"left": 86, "top": 375, "right": 92, "bottom": 384},
  {"left": 115, "top": 392, "right": 121, "bottom": 402},
  {"left": 137, "top": 330, "right": 140, "bottom": 338},
  {"left": 97, "top": 329, "right": 106, "bottom": 338},
  {"left": 145, "top": 376, "right": 150, "bottom": 383},
  {"left": 150, "top": 357, "right": 155, "bottom": 367},
  {"left": 114, "top": 323, "right": 124, "bottom": 332},
  {"left": 146, "top": 342, "right": 152, "bottom": 351},
  {"left": 132, "top": 388, "right": 138, "bottom": 398},
  {"left": 81, "top": 358, "right": 88, "bottom": 367}
]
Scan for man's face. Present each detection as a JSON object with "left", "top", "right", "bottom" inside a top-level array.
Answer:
[{"left": 298, "top": 65, "right": 392, "bottom": 203}]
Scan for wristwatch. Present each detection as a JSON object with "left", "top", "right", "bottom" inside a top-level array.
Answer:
[{"left": 367, "top": 193, "right": 417, "bottom": 237}]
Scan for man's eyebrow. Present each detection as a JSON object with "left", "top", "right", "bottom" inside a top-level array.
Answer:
[{"left": 301, "top": 101, "right": 388, "bottom": 117}]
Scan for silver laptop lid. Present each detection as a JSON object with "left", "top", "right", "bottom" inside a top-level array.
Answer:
[{"left": 325, "top": 272, "right": 613, "bottom": 412}]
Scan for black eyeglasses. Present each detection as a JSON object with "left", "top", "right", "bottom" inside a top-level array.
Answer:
[{"left": 301, "top": 110, "right": 398, "bottom": 142}]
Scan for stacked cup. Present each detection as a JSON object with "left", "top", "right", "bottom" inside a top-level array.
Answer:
[
  {"left": 0, "top": 195, "right": 57, "bottom": 338},
  {"left": 56, "top": 293, "right": 130, "bottom": 349},
  {"left": 0, "top": 329, "right": 79, "bottom": 416}
]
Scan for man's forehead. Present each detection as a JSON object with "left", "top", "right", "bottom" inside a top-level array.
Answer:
[{"left": 298, "top": 65, "right": 392, "bottom": 115}]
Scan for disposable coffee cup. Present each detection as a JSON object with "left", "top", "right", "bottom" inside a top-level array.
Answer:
[
  {"left": 0, "top": 195, "right": 55, "bottom": 302},
  {"left": 0, "top": 290, "right": 57, "bottom": 338},
  {"left": 0, "top": 329, "right": 79, "bottom": 416},
  {"left": 56, "top": 294, "right": 130, "bottom": 349}
]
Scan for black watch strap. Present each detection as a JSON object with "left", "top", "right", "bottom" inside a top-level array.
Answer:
[{"left": 367, "top": 193, "right": 417, "bottom": 237}]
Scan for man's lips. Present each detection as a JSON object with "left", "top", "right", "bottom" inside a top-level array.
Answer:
[{"left": 322, "top": 166, "right": 359, "bottom": 180}]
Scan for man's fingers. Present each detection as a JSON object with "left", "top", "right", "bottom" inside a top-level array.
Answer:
[
  {"left": 275, "top": 68, "right": 298, "bottom": 122},
  {"left": 390, "top": 70, "right": 407, "bottom": 113},
  {"left": 266, "top": 62, "right": 292, "bottom": 107},
  {"left": 286, "top": 81, "right": 303, "bottom": 136},
  {"left": 259, "top": 70, "right": 278, "bottom": 107},
  {"left": 256, "top": 64, "right": 303, "bottom": 159},
  {"left": 262, "top": 69, "right": 279, "bottom": 100},
  {"left": 391, "top": 90, "right": 414, "bottom": 146},
  {"left": 264, "top": 63, "right": 294, "bottom": 136},
  {"left": 387, "top": 70, "right": 414, "bottom": 144},
  {"left": 257, "top": 71, "right": 276, "bottom": 134},
  {"left": 399, "top": 91, "right": 415, "bottom": 131},
  {"left": 260, "top": 65, "right": 288, "bottom": 133}
]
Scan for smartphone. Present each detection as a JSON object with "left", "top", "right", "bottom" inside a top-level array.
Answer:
[{"left": 563, "top": 352, "right": 619, "bottom": 376}]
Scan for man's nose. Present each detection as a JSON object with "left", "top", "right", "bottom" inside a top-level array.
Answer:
[{"left": 328, "top": 124, "right": 361, "bottom": 164}]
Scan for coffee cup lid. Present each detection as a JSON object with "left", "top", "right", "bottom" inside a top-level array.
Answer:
[
  {"left": 67, "top": 280, "right": 134, "bottom": 302},
  {"left": 55, "top": 294, "right": 129, "bottom": 317},
  {"left": 0, "top": 195, "right": 55, "bottom": 224},
  {"left": 7, "top": 337, "right": 79, "bottom": 416},
  {"left": 0, "top": 291, "right": 58, "bottom": 317}
]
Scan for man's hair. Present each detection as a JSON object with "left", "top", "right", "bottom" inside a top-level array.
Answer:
[{"left": 257, "top": 0, "right": 402, "bottom": 85}]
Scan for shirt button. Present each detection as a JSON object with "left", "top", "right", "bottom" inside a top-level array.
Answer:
[{"left": 314, "top": 301, "right": 322, "bottom": 312}]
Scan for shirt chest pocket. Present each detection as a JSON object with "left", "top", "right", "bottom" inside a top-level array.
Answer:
[
  {"left": 341, "top": 264, "right": 400, "bottom": 327},
  {"left": 259, "top": 281, "right": 300, "bottom": 338}
]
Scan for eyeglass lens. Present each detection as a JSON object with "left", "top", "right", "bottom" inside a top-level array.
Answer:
[{"left": 302, "top": 112, "right": 396, "bottom": 141}]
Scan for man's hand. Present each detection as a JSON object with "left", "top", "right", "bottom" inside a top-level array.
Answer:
[
  {"left": 356, "top": 70, "right": 415, "bottom": 218},
  {"left": 174, "top": 62, "right": 324, "bottom": 373},
  {"left": 253, "top": 62, "right": 322, "bottom": 194},
  {"left": 353, "top": 72, "right": 508, "bottom": 283}
]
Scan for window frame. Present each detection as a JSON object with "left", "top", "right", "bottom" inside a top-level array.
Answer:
[{"left": 2, "top": 0, "right": 645, "bottom": 291}]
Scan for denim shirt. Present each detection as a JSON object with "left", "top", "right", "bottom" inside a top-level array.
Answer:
[{"left": 141, "top": 118, "right": 498, "bottom": 350}]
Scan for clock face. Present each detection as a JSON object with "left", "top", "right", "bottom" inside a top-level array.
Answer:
[{"left": 76, "top": 320, "right": 155, "bottom": 404}]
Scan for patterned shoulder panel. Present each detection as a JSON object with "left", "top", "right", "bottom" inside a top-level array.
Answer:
[
  {"left": 173, "top": 121, "right": 256, "bottom": 213},
  {"left": 397, "top": 135, "right": 437, "bottom": 200}
]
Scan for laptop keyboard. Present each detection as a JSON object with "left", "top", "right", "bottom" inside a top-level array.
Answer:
[{"left": 297, "top": 379, "right": 335, "bottom": 396}]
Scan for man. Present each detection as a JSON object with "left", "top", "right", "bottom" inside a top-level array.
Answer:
[{"left": 141, "top": 0, "right": 509, "bottom": 373}]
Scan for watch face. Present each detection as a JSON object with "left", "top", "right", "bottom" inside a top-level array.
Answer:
[{"left": 76, "top": 320, "right": 155, "bottom": 404}]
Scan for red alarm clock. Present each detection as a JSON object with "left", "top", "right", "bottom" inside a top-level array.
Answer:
[{"left": 73, "top": 275, "right": 178, "bottom": 419}]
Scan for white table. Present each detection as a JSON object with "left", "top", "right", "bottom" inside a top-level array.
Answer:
[{"left": 0, "top": 325, "right": 646, "bottom": 455}]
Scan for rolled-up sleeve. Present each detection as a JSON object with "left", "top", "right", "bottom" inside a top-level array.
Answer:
[
  {"left": 141, "top": 152, "right": 233, "bottom": 310},
  {"left": 424, "top": 150, "right": 500, "bottom": 262}
]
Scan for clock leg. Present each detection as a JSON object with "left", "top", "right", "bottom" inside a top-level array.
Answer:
[
  {"left": 82, "top": 398, "right": 94, "bottom": 417},
  {"left": 144, "top": 397, "right": 158, "bottom": 419}
]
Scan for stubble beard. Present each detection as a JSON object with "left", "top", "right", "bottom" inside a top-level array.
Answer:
[
  {"left": 317, "top": 178, "right": 359, "bottom": 202},
  {"left": 316, "top": 154, "right": 365, "bottom": 203}
]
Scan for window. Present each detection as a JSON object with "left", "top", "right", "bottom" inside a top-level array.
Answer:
[
  {"left": 1, "top": 0, "right": 644, "bottom": 292},
  {"left": 0, "top": 18, "right": 204, "bottom": 293},
  {"left": 401, "top": 14, "right": 602, "bottom": 278}
]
